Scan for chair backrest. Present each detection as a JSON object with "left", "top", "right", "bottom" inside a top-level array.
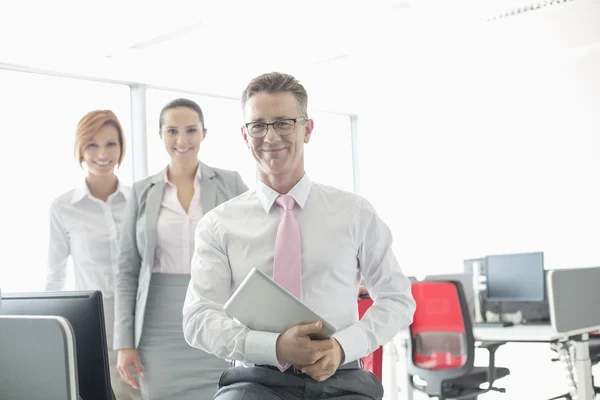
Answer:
[
  {"left": 423, "top": 273, "right": 475, "bottom": 320},
  {"left": 358, "top": 298, "right": 383, "bottom": 380},
  {"left": 408, "top": 280, "right": 475, "bottom": 396}
]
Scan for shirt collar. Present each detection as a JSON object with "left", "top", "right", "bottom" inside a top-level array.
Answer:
[
  {"left": 163, "top": 164, "right": 202, "bottom": 187},
  {"left": 71, "top": 178, "right": 129, "bottom": 204},
  {"left": 256, "top": 174, "right": 312, "bottom": 213}
]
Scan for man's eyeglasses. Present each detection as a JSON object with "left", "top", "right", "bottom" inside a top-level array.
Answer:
[{"left": 244, "top": 117, "right": 309, "bottom": 138}]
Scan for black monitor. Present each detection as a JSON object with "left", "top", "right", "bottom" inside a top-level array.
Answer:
[
  {"left": 485, "top": 252, "right": 545, "bottom": 302},
  {"left": 0, "top": 291, "right": 113, "bottom": 400}
]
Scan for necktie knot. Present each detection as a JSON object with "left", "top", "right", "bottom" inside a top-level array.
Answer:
[{"left": 275, "top": 195, "right": 296, "bottom": 211}]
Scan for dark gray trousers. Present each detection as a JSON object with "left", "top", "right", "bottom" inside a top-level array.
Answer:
[{"left": 213, "top": 364, "right": 383, "bottom": 400}]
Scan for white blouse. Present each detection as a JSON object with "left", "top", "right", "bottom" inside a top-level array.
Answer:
[
  {"left": 153, "top": 167, "right": 203, "bottom": 274},
  {"left": 45, "top": 179, "right": 130, "bottom": 299}
]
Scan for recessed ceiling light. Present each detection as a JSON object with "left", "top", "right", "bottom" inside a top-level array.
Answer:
[
  {"left": 392, "top": 2, "right": 411, "bottom": 9},
  {"left": 129, "top": 21, "right": 208, "bottom": 50},
  {"left": 314, "top": 54, "right": 350, "bottom": 64}
]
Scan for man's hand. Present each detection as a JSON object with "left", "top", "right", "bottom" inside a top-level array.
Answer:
[
  {"left": 358, "top": 285, "right": 369, "bottom": 298},
  {"left": 276, "top": 321, "right": 334, "bottom": 367},
  {"left": 300, "top": 338, "right": 345, "bottom": 382}
]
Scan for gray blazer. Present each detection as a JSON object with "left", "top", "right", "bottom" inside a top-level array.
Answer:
[{"left": 113, "top": 162, "right": 248, "bottom": 349}]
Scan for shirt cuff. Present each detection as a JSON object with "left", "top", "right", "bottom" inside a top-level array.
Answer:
[
  {"left": 113, "top": 325, "right": 135, "bottom": 350},
  {"left": 332, "top": 324, "right": 369, "bottom": 365},
  {"left": 244, "top": 330, "right": 283, "bottom": 367},
  {"left": 113, "top": 337, "right": 134, "bottom": 350}
]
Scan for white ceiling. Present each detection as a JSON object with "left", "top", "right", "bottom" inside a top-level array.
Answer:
[{"left": 1, "top": 0, "right": 599, "bottom": 113}]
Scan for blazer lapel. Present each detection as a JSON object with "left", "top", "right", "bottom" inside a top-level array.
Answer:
[
  {"left": 144, "top": 171, "right": 165, "bottom": 266},
  {"left": 200, "top": 162, "right": 217, "bottom": 214}
]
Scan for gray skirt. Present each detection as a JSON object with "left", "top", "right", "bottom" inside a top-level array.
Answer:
[{"left": 138, "top": 273, "right": 229, "bottom": 400}]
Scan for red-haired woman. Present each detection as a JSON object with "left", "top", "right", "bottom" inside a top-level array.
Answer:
[{"left": 45, "top": 110, "right": 139, "bottom": 400}]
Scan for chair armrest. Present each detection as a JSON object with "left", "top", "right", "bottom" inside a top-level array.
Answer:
[{"left": 477, "top": 341, "right": 507, "bottom": 350}]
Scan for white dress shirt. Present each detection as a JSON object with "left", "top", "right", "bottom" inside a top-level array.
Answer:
[
  {"left": 183, "top": 174, "right": 415, "bottom": 367},
  {"left": 153, "top": 167, "right": 203, "bottom": 274},
  {"left": 46, "top": 179, "right": 130, "bottom": 299}
]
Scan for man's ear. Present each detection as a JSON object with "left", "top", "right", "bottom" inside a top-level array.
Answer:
[
  {"left": 241, "top": 126, "right": 249, "bottom": 148},
  {"left": 304, "top": 119, "right": 314, "bottom": 144}
]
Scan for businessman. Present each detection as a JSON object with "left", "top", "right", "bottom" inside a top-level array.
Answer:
[{"left": 183, "top": 72, "right": 416, "bottom": 399}]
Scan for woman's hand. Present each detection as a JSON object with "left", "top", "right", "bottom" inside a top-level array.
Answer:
[{"left": 117, "top": 348, "right": 144, "bottom": 389}]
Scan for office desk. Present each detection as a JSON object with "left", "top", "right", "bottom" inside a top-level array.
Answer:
[
  {"left": 477, "top": 324, "right": 594, "bottom": 400},
  {"left": 394, "top": 325, "right": 596, "bottom": 400},
  {"left": 474, "top": 324, "right": 563, "bottom": 343},
  {"left": 395, "top": 323, "right": 566, "bottom": 345}
]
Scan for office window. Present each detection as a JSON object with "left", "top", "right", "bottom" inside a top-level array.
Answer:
[
  {"left": 0, "top": 69, "right": 131, "bottom": 292},
  {"left": 145, "top": 89, "right": 255, "bottom": 187},
  {"left": 358, "top": 52, "right": 600, "bottom": 278},
  {"left": 305, "top": 111, "right": 354, "bottom": 192}
]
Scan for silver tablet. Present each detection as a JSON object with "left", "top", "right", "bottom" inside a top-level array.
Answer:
[{"left": 224, "top": 268, "right": 337, "bottom": 339}]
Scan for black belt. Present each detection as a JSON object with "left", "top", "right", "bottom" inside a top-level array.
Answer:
[{"left": 255, "top": 359, "right": 362, "bottom": 375}]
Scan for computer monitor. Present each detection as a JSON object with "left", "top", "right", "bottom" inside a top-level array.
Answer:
[
  {"left": 485, "top": 252, "right": 545, "bottom": 302},
  {"left": 0, "top": 315, "right": 79, "bottom": 400},
  {"left": 0, "top": 291, "right": 113, "bottom": 400}
]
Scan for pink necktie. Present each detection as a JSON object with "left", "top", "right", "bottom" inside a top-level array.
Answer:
[{"left": 272, "top": 195, "right": 302, "bottom": 300}]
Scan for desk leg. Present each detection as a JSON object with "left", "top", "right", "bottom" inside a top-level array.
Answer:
[
  {"left": 573, "top": 335, "right": 593, "bottom": 400},
  {"left": 396, "top": 338, "right": 413, "bottom": 400},
  {"left": 384, "top": 341, "right": 398, "bottom": 400}
]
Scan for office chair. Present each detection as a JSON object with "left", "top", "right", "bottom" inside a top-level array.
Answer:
[
  {"left": 408, "top": 281, "right": 510, "bottom": 399},
  {"left": 590, "top": 336, "right": 600, "bottom": 362},
  {"left": 588, "top": 334, "right": 600, "bottom": 394},
  {"left": 358, "top": 296, "right": 383, "bottom": 380}
]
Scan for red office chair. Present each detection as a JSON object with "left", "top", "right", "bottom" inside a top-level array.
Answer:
[
  {"left": 408, "top": 281, "right": 510, "bottom": 400},
  {"left": 358, "top": 297, "right": 383, "bottom": 380}
]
